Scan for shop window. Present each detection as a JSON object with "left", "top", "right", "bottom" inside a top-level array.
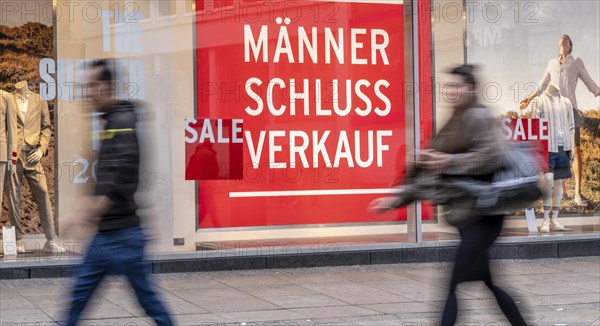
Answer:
[
  {"left": 197, "top": 0, "right": 235, "bottom": 13},
  {"left": 157, "top": 0, "right": 177, "bottom": 17},
  {"left": 132, "top": 0, "right": 151, "bottom": 20},
  {"left": 429, "top": 0, "right": 600, "bottom": 236}
]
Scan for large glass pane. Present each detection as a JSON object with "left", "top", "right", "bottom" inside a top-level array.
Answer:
[
  {"left": 467, "top": 0, "right": 600, "bottom": 236},
  {"left": 423, "top": 0, "right": 465, "bottom": 239},
  {"left": 158, "top": 0, "right": 177, "bottom": 17},
  {"left": 191, "top": 1, "right": 410, "bottom": 230},
  {"left": 55, "top": 0, "right": 193, "bottom": 252},
  {"left": 51, "top": 0, "right": 416, "bottom": 251},
  {"left": 0, "top": 0, "right": 57, "bottom": 252},
  {"left": 428, "top": 0, "right": 600, "bottom": 239}
]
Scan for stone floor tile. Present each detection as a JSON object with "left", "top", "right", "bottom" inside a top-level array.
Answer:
[
  {"left": 173, "top": 287, "right": 254, "bottom": 302},
  {"left": 509, "top": 283, "right": 596, "bottom": 296},
  {"left": 217, "top": 309, "right": 305, "bottom": 322},
  {"left": 363, "top": 279, "right": 449, "bottom": 302},
  {"left": 172, "top": 313, "right": 234, "bottom": 325},
  {"left": 301, "top": 282, "right": 411, "bottom": 305},
  {"left": 0, "top": 308, "right": 54, "bottom": 323},
  {"left": 343, "top": 314, "right": 415, "bottom": 326},
  {"left": 494, "top": 263, "right": 566, "bottom": 275},
  {"left": 338, "top": 271, "right": 412, "bottom": 283},
  {"left": 216, "top": 275, "right": 292, "bottom": 288},
  {"left": 0, "top": 295, "right": 36, "bottom": 310},
  {"left": 78, "top": 318, "right": 152, "bottom": 326},
  {"left": 40, "top": 298, "right": 133, "bottom": 321},
  {"left": 238, "top": 284, "right": 317, "bottom": 297},
  {"left": 15, "top": 285, "right": 68, "bottom": 297},
  {"left": 456, "top": 298, "right": 503, "bottom": 310},
  {"left": 262, "top": 294, "right": 347, "bottom": 309},
  {"left": 359, "top": 302, "right": 445, "bottom": 314},
  {"left": 524, "top": 293, "right": 600, "bottom": 306},
  {"left": 288, "top": 305, "right": 380, "bottom": 319},
  {"left": 274, "top": 272, "right": 352, "bottom": 285},
  {"left": 193, "top": 297, "right": 280, "bottom": 313},
  {"left": 455, "top": 282, "right": 497, "bottom": 299},
  {"left": 155, "top": 277, "right": 226, "bottom": 291}
]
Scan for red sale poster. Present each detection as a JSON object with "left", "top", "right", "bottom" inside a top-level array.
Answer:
[
  {"left": 501, "top": 118, "right": 550, "bottom": 173},
  {"left": 190, "top": 1, "right": 410, "bottom": 228}
]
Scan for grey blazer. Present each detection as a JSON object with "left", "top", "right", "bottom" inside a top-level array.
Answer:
[
  {"left": 0, "top": 89, "right": 18, "bottom": 162},
  {"left": 12, "top": 93, "right": 52, "bottom": 155}
]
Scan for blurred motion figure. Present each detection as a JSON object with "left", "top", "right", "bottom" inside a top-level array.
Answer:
[
  {"left": 370, "top": 65, "right": 527, "bottom": 325},
  {"left": 63, "top": 60, "right": 173, "bottom": 326}
]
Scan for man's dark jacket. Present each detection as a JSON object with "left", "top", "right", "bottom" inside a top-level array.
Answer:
[{"left": 95, "top": 101, "right": 140, "bottom": 232}]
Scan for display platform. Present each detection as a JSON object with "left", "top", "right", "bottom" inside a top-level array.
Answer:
[{"left": 1, "top": 230, "right": 598, "bottom": 280}]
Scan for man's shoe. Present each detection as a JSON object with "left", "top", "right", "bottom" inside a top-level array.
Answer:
[
  {"left": 17, "top": 240, "right": 34, "bottom": 254},
  {"left": 574, "top": 194, "right": 588, "bottom": 206},
  {"left": 540, "top": 220, "right": 550, "bottom": 233},
  {"left": 550, "top": 219, "right": 565, "bottom": 231},
  {"left": 43, "top": 240, "right": 66, "bottom": 253}
]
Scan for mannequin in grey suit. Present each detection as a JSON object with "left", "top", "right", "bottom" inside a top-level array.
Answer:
[
  {"left": 6, "top": 81, "right": 65, "bottom": 253},
  {"left": 1, "top": 89, "right": 18, "bottom": 208}
]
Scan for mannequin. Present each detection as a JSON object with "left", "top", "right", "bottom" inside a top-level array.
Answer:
[
  {"left": 6, "top": 81, "right": 65, "bottom": 253},
  {"left": 531, "top": 84, "right": 575, "bottom": 232},
  {"left": 520, "top": 35, "right": 600, "bottom": 206},
  {"left": 1, "top": 87, "right": 18, "bottom": 216}
]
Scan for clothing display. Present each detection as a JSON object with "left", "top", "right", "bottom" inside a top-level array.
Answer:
[
  {"left": 536, "top": 54, "right": 600, "bottom": 111},
  {"left": 532, "top": 86, "right": 574, "bottom": 232},
  {"left": 1, "top": 89, "right": 18, "bottom": 210},
  {"left": 548, "top": 147, "right": 573, "bottom": 180},
  {"left": 533, "top": 53, "right": 600, "bottom": 146},
  {"left": 4, "top": 82, "right": 64, "bottom": 253},
  {"left": 15, "top": 93, "right": 29, "bottom": 124},
  {"left": 532, "top": 91, "right": 575, "bottom": 153},
  {"left": 11, "top": 91, "right": 52, "bottom": 154}
]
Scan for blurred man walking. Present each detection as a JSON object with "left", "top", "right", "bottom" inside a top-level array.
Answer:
[{"left": 63, "top": 60, "right": 173, "bottom": 326}]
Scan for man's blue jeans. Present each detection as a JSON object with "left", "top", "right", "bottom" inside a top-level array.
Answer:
[{"left": 65, "top": 226, "right": 173, "bottom": 326}]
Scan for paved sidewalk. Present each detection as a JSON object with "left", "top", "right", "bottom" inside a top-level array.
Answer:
[{"left": 1, "top": 257, "right": 599, "bottom": 326}]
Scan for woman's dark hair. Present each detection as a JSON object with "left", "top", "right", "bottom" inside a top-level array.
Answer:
[
  {"left": 561, "top": 34, "right": 573, "bottom": 54},
  {"left": 90, "top": 59, "right": 114, "bottom": 83},
  {"left": 448, "top": 64, "right": 478, "bottom": 86}
]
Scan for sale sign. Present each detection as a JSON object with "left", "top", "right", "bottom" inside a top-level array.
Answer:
[
  {"left": 188, "top": 1, "right": 408, "bottom": 228},
  {"left": 501, "top": 118, "right": 550, "bottom": 172}
]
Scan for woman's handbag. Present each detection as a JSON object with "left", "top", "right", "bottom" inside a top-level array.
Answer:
[
  {"left": 381, "top": 141, "right": 543, "bottom": 227},
  {"left": 450, "top": 141, "right": 543, "bottom": 216}
]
